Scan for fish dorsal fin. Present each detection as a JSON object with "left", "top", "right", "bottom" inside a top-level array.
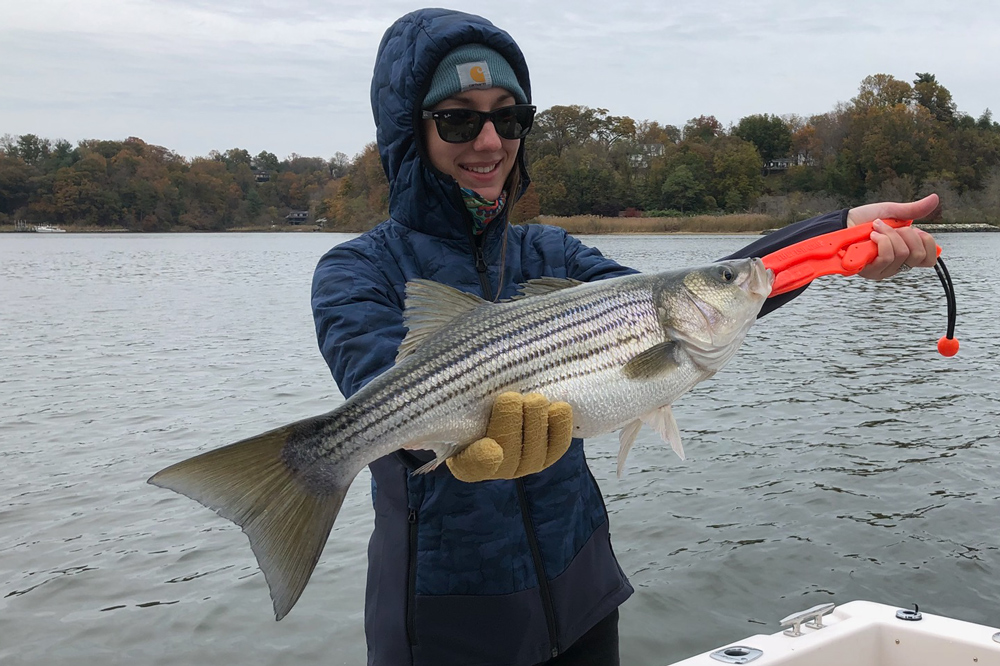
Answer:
[
  {"left": 513, "top": 277, "right": 583, "bottom": 299},
  {"left": 621, "top": 341, "right": 680, "bottom": 380},
  {"left": 397, "top": 280, "right": 489, "bottom": 361}
]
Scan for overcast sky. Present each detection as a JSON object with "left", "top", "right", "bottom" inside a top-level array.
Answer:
[{"left": 3, "top": 0, "right": 997, "bottom": 161}]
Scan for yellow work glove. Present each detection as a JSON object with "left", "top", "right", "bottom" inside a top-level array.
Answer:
[{"left": 446, "top": 392, "right": 574, "bottom": 483}]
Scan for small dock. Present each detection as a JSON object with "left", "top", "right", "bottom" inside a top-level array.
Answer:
[
  {"left": 9, "top": 220, "right": 67, "bottom": 233},
  {"left": 913, "top": 223, "right": 999, "bottom": 232}
]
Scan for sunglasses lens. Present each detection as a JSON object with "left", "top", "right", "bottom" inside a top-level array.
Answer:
[
  {"left": 429, "top": 106, "right": 535, "bottom": 143},
  {"left": 493, "top": 106, "right": 534, "bottom": 140},
  {"left": 435, "top": 110, "right": 481, "bottom": 143}
]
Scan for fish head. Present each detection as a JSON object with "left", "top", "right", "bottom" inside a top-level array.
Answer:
[{"left": 656, "top": 258, "right": 773, "bottom": 371}]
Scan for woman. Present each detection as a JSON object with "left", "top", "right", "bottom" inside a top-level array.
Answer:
[{"left": 311, "top": 9, "right": 939, "bottom": 665}]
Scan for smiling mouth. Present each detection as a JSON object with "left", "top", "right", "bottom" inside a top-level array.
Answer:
[{"left": 462, "top": 162, "right": 500, "bottom": 174}]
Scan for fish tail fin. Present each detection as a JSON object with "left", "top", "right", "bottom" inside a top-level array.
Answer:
[{"left": 148, "top": 422, "right": 348, "bottom": 620}]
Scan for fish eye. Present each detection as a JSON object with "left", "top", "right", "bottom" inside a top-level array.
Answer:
[{"left": 718, "top": 265, "right": 736, "bottom": 282}]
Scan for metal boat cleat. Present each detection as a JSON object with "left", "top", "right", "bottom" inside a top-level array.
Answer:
[{"left": 779, "top": 602, "right": 836, "bottom": 637}]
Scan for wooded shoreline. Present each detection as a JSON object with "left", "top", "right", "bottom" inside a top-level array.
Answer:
[
  {"left": 4, "top": 72, "right": 1000, "bottom": 235},
  {"left": 4, "top": 217, "right": 996, "bottom": 235}
]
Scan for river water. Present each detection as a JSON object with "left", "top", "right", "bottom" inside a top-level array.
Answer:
[{"left": 2, "top": 231, "right": 998, "bottom": 665}]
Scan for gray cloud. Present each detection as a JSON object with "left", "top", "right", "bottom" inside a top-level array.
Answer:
[{"left": 3, "top": 0, "right": 998, "bottom": 159}]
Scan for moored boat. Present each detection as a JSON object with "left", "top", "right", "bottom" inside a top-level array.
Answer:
[{"left": 668, "top": 600, "right": 1000, "bottom": 665}]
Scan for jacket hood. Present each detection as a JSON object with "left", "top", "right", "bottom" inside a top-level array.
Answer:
[{"left": 370, "top": 8, "right": 532, "bottom": 240}]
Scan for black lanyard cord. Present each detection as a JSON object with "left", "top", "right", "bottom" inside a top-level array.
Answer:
[{"left": 934, "top": 257, "right": 959, "bottom": 355}]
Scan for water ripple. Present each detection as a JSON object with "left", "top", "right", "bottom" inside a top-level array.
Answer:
[{"left": 2, "top": 232, "right": 999, "bottom": 665}]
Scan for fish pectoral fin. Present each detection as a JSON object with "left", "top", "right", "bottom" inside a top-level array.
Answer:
[
  {"left": 616, "top": 419, "right": 644, "bottom": 479},
  {"left": 641, "top": 405, "right": 685, "bottom": 461},
  {"left": 621, "top": 341, "right": 680, "bottom": 380},
  {"left": 397, "top": 280, "right": 490, "bottom": 361},
  {"left": 512, "top": 277, "right": 584, "bottom": 299},
  {"left": 148, "top": 419, "right": 349, "bottom": 621}
]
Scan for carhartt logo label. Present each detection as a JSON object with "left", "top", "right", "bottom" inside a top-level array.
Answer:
[{"left": 457, "top": 61, "right": 492, "bottom": 91}]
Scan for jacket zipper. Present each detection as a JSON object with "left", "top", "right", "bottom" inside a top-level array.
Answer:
[
  {"left": 465, "top": 192, "right": 558, "bottom": 651},
  {"left": 406, "top": 507, "right": 418, "bottom": 645},
  {"left": 469, "top": 207, "right": 555, "bottom": 652},
  {"left": 456, "top": 182, "right": 496, "bottom": 300},
  {"left": 516, "top": 480, "right": 559, "bottom": 658},
  {"left": 470, "top": 230, "right": 493, "bottom": 299}
]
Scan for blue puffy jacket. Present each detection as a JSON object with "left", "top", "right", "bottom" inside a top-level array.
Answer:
[{"left": 311, "top": 8, "right": 848, "bottom": 665}]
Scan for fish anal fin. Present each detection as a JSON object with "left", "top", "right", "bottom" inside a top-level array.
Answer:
[
  {"left": 397, "top": 280, "right": 489, "bottom": 361},
  {"left": 616, "top": 419, "right": 643, "bottom": 478},
  {"left": 622, "top": 341, "right": 680, "bottom": 380},
  {"left": 642, "top": 405, "right": 685, "bottom": 461},
  {"left": 148, "top": 421, "right": 349, "bottom": 620}
]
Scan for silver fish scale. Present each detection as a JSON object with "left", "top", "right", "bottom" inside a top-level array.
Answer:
[{"left": 311, "top": 274, "right": 696, "bottom": 468}]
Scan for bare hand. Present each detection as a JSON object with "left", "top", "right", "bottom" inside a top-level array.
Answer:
[{"left": 846, "top": 194, "right": 940, "bottom": 280}]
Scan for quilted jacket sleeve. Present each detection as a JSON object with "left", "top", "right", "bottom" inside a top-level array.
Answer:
[{"left": 311, "top": 244, "right": 406, "bottom": 400}]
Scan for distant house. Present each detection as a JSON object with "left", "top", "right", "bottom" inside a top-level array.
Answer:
[
  {"left": 764, "top": 157, "right": 795, "bottom": 173},
  {"left": 628, "top": 143, "right": 666, "bottom": 169},
  {"left": 255, "top": 172, "right": 271, "bottom": 183},
  {"left": 285, "top": 210, "right": 309, "bottom": 225},
  {"left": 764, "top": 153, "right": 816, "bottom": 174}
]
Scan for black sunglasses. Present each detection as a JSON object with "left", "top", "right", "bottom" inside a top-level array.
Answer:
[{"left": 421, "top": 104, "right": 536, "bottom": 144}]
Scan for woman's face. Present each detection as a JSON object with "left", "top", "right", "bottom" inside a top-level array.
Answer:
[{"left": 423, "top": 87, "right": 520, "bottom": 201}]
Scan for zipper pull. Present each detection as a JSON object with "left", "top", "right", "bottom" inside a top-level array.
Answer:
[
  {"left": 407, "top": 509, "right": 417, "bottom": 524},
  {"left": 474, "top": 246, "right": 488, "bottom": 275}
]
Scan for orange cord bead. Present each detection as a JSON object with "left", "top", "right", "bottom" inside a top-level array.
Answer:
[{"left": 937, "top": 336, "right": 960, "bottom": 357}]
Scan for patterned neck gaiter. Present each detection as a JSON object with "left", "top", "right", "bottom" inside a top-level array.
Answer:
[{"left": 461, "top": 188, "right": 507, "bottom": 235}]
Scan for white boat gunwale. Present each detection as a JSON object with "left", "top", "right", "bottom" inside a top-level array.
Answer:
[{"left": 668, "top": 599, "right": 1000, "bottom": 665}]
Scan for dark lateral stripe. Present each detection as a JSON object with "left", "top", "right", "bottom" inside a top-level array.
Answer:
[
  {"left": 336, "top": 294, "right": 657, "bottom": 449},
  {"left": 341, "top": 295, "right": 650, "bottom": 439},
  {"left": 360, "top": 341, "right": 650, "bottom": 450},
  {"left": 382, "top": 290, "right": 651, "bottom": 402},
  {"left": 324, "top": 286, "right": 661, "bottom": 454}
]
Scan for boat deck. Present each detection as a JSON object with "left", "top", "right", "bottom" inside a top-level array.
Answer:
[{"left": 669, "top": 600, "right": 1000, "bottom": 665}]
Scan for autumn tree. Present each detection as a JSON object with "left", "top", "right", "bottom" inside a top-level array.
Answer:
[
  {"left": 645, "top": 140, "right": 713, "bottom": 212},
  {"left": 322, "top": 143, "right": 388, "bottom": 230},
  {"left": 531, "top": 105, "right": 603, "bottom": 158},
  {"left": 734, "top": 114, "right": 792, "bottom": 162},
  {"left": 659, "top": 164, "right": 704, "bottom": 213},
  {"left": 5, "top": 69, "right": 1000, "bottom": 230},
  {"left": 530, "top": 154, "right": 573, "bottom": 215},
  {"left": 635, "top": 120, "right": 681, "bottom": 146},
  {"left": 329, "top": 152, "right": 350, "bottom": 178},
  {"left": 852, "top": 74, "right": 913, "bottom": 111},
  {"left": 711, "top": 137, "right": 764, "bottom": 210},
  {"left": 254, "top": 150, "right": 280, "bottom": 172},
  {"left": 0, "top": 154, "right": 34, "bottom": 215},
  {"left": 913, "top": 72, "right": 956, "bottom": 124},
  {"left": 682, "top": 115, "right": 724, "bottom": 143}
]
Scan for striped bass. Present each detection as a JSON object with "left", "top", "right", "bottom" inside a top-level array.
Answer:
[{"left": 149, "top": 257, "right": 773, "bottom": 620}]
